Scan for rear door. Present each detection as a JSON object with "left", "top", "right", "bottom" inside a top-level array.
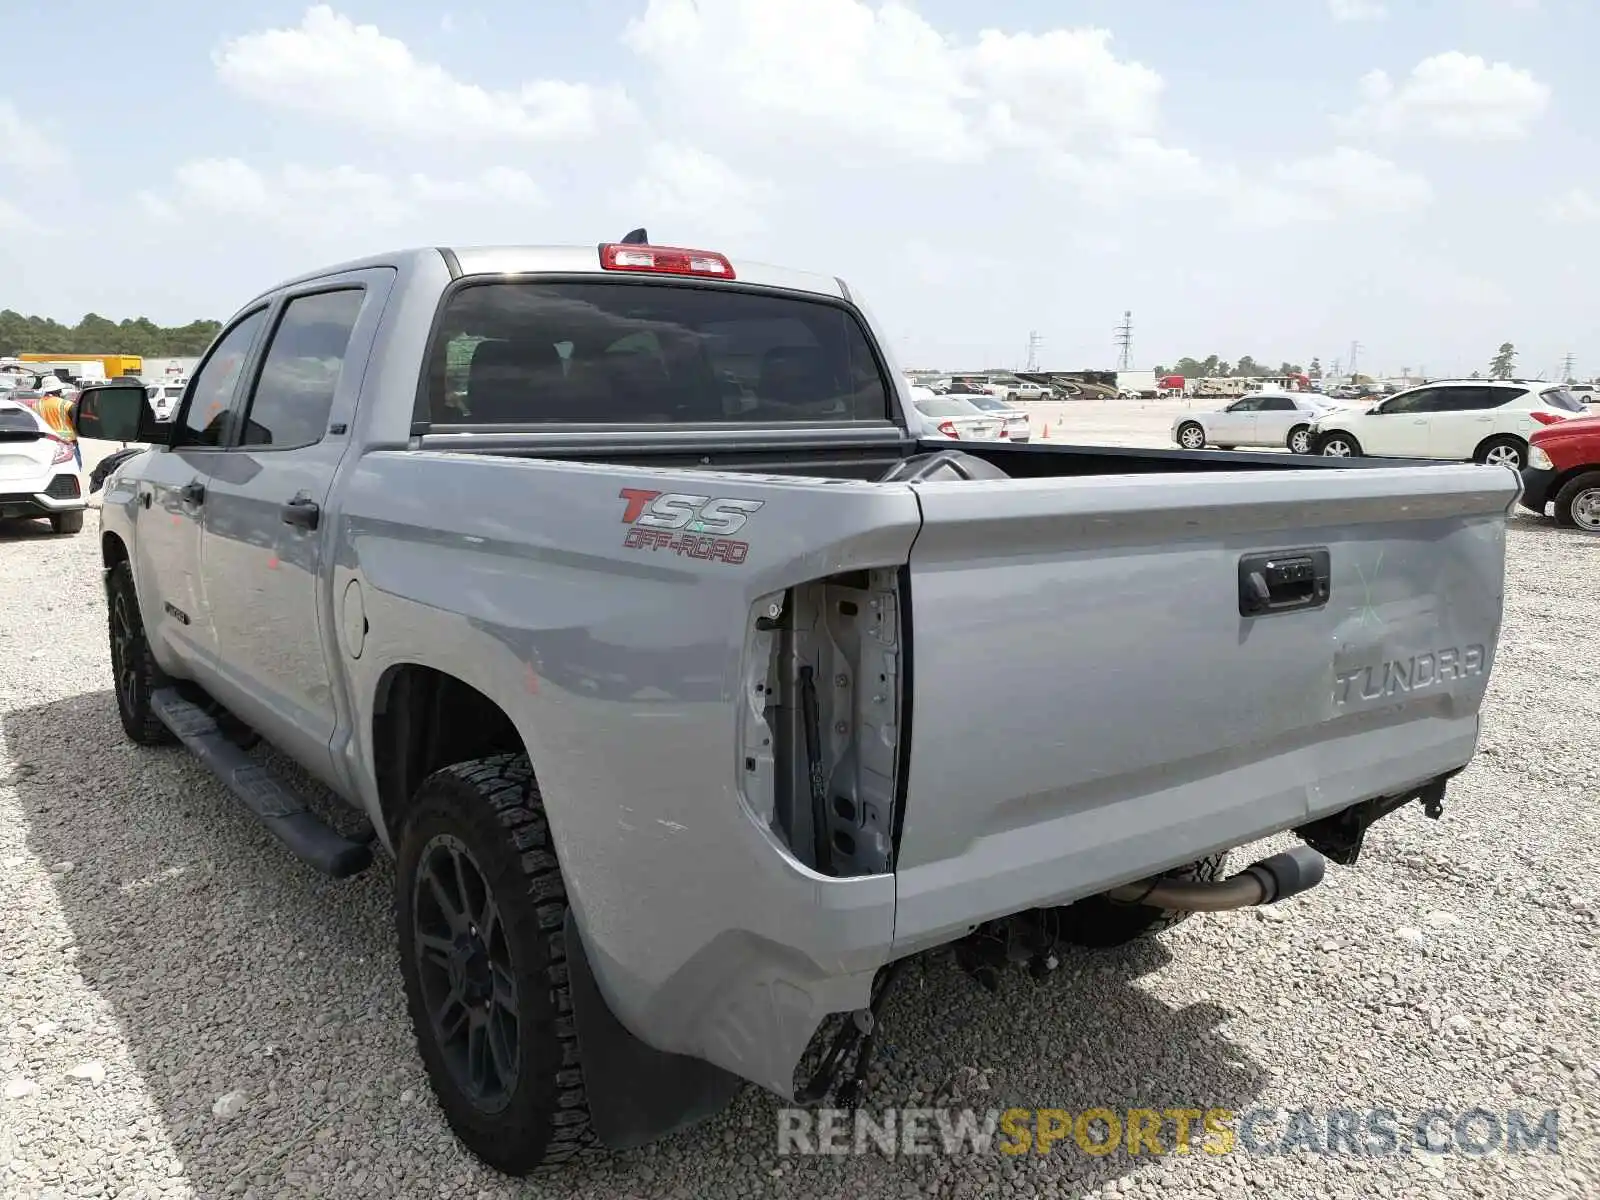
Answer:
[
  {"left": 134, "top": 307, "right": 271, "bottom": 679},
  {"left": 1428, "top": 385, "right": 1510, "bottom": 459},
  {"left": 198, "top": 271, "right": 392, "bottom": 785},
  {"left": 891, "top": 463, "right": 1516, "bottom": 951}
]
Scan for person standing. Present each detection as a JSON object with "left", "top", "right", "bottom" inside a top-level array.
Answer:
[{"left": 36, "top": 376, "right": 82, "bottom": 470}]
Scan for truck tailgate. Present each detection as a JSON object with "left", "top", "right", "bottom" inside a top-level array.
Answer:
[{"left": 892, "top": 463, "right": 1516, "bottom": 952}]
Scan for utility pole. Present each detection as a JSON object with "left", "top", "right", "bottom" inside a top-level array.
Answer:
[
  {"left": 1348, "top": 340, "right": 1361, "bottom": 380},
  {"left": 1114, "top": 311, "right": 1133, "bottom": 371},
  {"left": 1330, "top": 357, "right": 1342, "bottom": 382},
  {"left": 1562, "top": 351, "right": 1575, "bottom": 382},
  {"left": 1025, "top": 330, "right": 1043, "bottom": 373}
]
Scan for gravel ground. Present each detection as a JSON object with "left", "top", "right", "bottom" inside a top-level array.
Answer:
[{"left": 2, "top": 423, "right": 1599, "bottom": 1199}]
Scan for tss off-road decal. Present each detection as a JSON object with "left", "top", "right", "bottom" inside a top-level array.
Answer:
[{"left": 618, "top": 488, "right": 764, "bottom": 564}]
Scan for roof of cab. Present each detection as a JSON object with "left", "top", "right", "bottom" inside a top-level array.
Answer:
[{"left": 247, "top": 244, "right": 849, "bottom": 308}]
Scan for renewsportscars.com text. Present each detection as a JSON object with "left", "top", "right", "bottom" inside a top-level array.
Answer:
[{"left": 775, "top": 1106, "right": 1562, "bottom": 1158}]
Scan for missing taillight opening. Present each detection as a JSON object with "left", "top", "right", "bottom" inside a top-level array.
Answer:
[
  {"left": 49, "top": 437, "right": 74, "bottom": 465},
  {"left": 599, "top": 243, "right": 735, "bottom": 280}
]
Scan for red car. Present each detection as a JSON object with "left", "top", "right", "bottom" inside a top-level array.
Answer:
[{"left": 1521, "top": 413, "right": 1600, "bottom": 532}]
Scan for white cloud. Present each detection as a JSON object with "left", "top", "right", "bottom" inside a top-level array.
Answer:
[
  {"left": 623, "top": 144, "right": 776, "bottom": 241},
  {"left": 139, "top": 158, "right": 545, "bottom": 235},
  {"left": 1328, "top": 0, "right": 1388, "bottom": 21},
  {"left": 1335, "top": 52, "right": 1551, "bottom": 140},
  {"left": 0, "top": 100, "right": 67, "bottom": 168},
  {"left": 1271, "top": 147, "right": 1432, "bottom": 215},
  {"left": 0, "top": 195, "right": 44, "bottom": 234},
  {"left": 1547, "top": 187, "right": 1600, "bottom": 223},
  {"left": 214, "top": 6, "right": 633, "bottom": 142},
  {"left": 623, "top": 0, "right": 1164, "bottom": 166}
]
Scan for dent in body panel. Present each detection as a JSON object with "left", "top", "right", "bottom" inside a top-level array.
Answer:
[{"left": 333, "top": 450, "right": 918, "bottom": 1084}]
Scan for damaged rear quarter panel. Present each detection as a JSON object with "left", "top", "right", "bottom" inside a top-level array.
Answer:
[{"left": 335, "top": 450, "right": 922, "bottom": 1094}]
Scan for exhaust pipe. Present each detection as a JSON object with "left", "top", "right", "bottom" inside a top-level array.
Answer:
[{"left": 1106, "top": 845, "right": 1326, "bottom": 912}]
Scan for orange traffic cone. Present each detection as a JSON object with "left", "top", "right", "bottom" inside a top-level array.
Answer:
[{"left": 1041, "top": 423, "right": 1051, "bottom": 438}]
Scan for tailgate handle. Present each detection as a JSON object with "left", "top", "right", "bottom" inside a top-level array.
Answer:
[{"left": 1239, "top": 548, "right": 1331, "bottom": 617}]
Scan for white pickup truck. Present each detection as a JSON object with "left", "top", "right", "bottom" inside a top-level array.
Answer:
[{"left": 72, "top": 234, "right": 1514, "bottom": 1175}]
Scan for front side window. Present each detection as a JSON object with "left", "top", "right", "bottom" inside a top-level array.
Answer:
[
  {"left": 426, "top": 281, "right": 891, "bottom": 426},
  {"left": 179, "top": 308, "right": 268, "bottom": 446},
  {"left": 238, "top": 289, "right": 364, "bottom": 449}
]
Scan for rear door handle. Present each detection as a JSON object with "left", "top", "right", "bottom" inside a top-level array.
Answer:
[
  {"left": 280, "top": 497, "right": 320, "bottom": 531},
  {"left": 179, "top": 481, "right": 205, "bottom": 505},
  {"left": 1239, "top": 547, "right": 1332, "bottom": 617}
]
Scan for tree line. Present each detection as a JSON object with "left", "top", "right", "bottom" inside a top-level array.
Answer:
[
  {"left": 1153, "top": 355, "right": 1310, "bottom": 379},
  {"left": 0, "top": 310, "right": 222, "bottom": 358}
]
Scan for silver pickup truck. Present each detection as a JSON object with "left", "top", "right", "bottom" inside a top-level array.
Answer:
[{"left": 72, "top": 235, "right": 1515, "bottom": 1175}]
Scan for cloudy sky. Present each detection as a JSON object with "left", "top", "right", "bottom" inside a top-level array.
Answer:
[{"left": 1, "top": 1, "right": 1593, "bottom": 376}]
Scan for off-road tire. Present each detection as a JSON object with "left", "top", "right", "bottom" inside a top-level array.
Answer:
[
  {"left": 395, "top": 754, "right": 600, "bottom": 1176},
  {"left": 1553, "top": 469, "right": 1600, "bottom": 532},
  {"left": 106, "top": 560, "right": 175, "bottom": 746},
  {"left": 51, "top": 510, "right": 85, "bottom": 535},
  {"left": 1052, "top": 853, "right": 1229, "bottom": 949}
]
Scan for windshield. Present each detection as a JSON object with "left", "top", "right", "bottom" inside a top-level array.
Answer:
[
  {"left": 426, "top": 281, "right": 890, "bottom": 425},
  {"left": 1540, "top": 387, "right": 1586, "bottom": 412}
]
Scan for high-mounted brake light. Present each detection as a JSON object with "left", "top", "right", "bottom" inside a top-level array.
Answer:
[
  {"left": 1530, "top": 411, "right": 1567, "bottom": 426},
  {"left": 600, "top": 243, "right": 736, "bottom": 280}
]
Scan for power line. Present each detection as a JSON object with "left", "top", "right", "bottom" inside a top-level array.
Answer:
[{"left": 1114, "top": 311, "right": 1133, "bottom": 371}]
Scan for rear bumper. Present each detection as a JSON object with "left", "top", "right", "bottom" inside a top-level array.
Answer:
[
  {"left": 892, "top": 712, "right": 1477, "bottom": 954},
  {"left": 0, "top": 472, "right": 86, "bottom": 518},
  {"left": 1518, "top": 464, "right": 1558, "bottom": 512}
]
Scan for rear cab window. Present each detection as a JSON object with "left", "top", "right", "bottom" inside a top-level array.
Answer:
[{"left": 425, "top": 281, "right": 892, "bottom": 427}]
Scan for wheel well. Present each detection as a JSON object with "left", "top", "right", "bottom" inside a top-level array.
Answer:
[
  {"left": 1474, "top": 432, "right": 1527, "bottom": 463},
  {"left": 372, "top": 665, "right": 526, "bottom": 837},
  {"left": 102, "top": 531, "right": 129, "bottom": 569}
]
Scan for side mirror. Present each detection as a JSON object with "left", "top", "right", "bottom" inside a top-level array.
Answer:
[{"left": 73, "top": 384, "right": 169, "bottom": 445}]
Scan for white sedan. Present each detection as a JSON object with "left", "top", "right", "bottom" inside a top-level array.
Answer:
[
  {"left": 0, "top": 396, "right": 87, "bottom": 534},
  {"left": 1310, "top": 380, "right": 1586, "bottom": 469},
  {"left": 1171, "top": 392, "right": 1335, "bottom": 454},
  {"left": 907, "top": 388, "right": 1003, "bottom": 441}
]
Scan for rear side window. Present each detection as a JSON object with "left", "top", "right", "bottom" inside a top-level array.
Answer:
[
  {"left": 1260, "top": 396, "right": 1297, "bottom": 411},
  {"left": 426, "top": 281, "right": 890, "bottom": 426},
  {"left": 1540, "top": 387, "right": 1585, "bottom": 412},
  {"left": 238, "top": 289, "right": 364, "bottom": 449}
]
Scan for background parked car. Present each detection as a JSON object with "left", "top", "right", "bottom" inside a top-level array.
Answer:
[
  {"left": 144, "top": 379, "right": 187, "bottom": 422},
  {"left": 0, "top": 395, "right": 87, "bottom": 534},
  {"left": 907, "top": 388, "right": 1003, "bottom": 441},
  {"left": 1172, "top": 391, "right": 1335, "bottom": 453},
  {"left": 958, "top": 392, "right": 1031, "bottom": 442},
  {"left": 1311, "top": 379, "right": 1585, "bottom": 469}
]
